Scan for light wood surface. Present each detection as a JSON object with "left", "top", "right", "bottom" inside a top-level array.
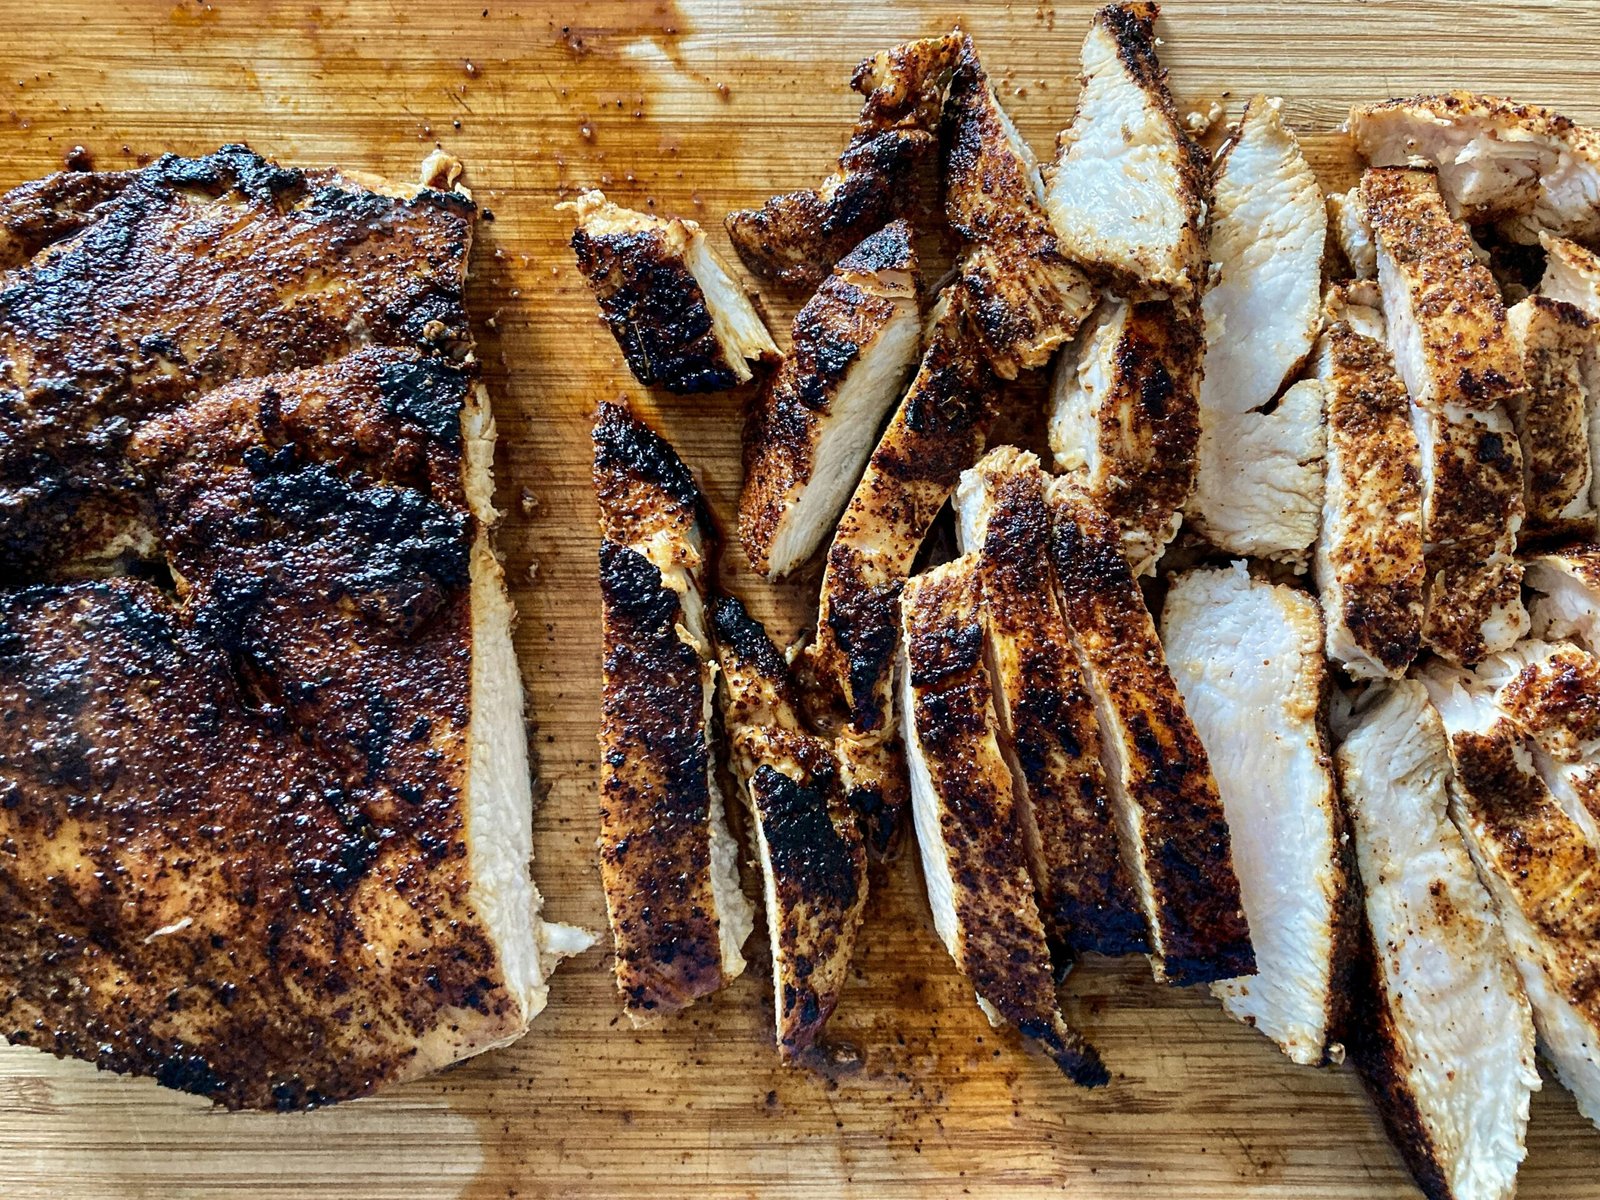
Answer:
[{"left": 3, "top": 2, "right": 1600, "bottom": 1196}]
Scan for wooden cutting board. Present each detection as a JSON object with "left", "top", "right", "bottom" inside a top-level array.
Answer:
[{"left": 3, "top": 2, "right": 1600, "bottom": 1196}]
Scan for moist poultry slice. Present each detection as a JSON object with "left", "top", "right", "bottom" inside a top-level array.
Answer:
[
  {"left": 942, "top": 36, "right": 1096, "bottom": 378},
  {"left": 1540, "top": 233, "right": 1600, "bottom": 316},
  {"left": 711, "top": 596, "right": 867, "bottom": 1060},
  {"left": 561, "top": 190, "right": 778, "bottom": 393},
  {"left": 1526, "top": 546, "right": 1600, "bottom": 650},
  {"left": 1327, "top": 187, "right": 1377, "bottom": 280},
  {"left": 1044, "top": 479, "right": 1253, "bottom": 985},
  {"left": 1338, "top": 681, "right": 1536, "bottom": 1200},
  {"left": 1422, "top": 664, "right": 1600, "bottom": 1131},
  {"left": 594, "top": 401, "right": 753, "bottom": 1022},
  {"left": 1043, "top": 3, "right": 1209, "bottom": 299},
  {"left": 899, "top": 554, "right": 1108, "bottom": 1086},
  {"left": 1313, "top": 299, "right": 1426, "bottom": 678},
  {"left": 1350, "top": 92, "right": 1600, "bottom": 245},
  {"left": 1189, "top": 378, "right": 1326, "bottom": 568},
  {"left": 1505, "top": 295, "right": 1597, "bottom": 541},
  {"left": 1048, "top": 296, "right": 1203, "bottom": 576},
  {"left": 725, "top": 34, "right": 959, "bottom": 289},
  {"left": 1200, "top": 96, "right": 1326, "bottom": 416},
  {"left": 1361, "top": 165, "right": 1528, "bottom": 664},
  {"left": 738, "top": 221, "right": 923, "bottom": 579},
  {"left": 1163, "top": 565, "right": 1349, "bottom": 1065},
  {"left": 805, "top": 287, "right": 1000, "bottom": 854},
  {"left": 952, "top": 447, "right": 1148, "bottom": 960}
]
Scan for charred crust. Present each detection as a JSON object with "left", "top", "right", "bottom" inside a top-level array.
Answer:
[
  {"left": 753, "top": 763, "right": 859, "bottom": 910},
  {"left": 710, "top": 594, "right": 787, "bottom": 682},
  {"left": 593, "top": 399, "right": 715, "bottom": 546},
  {"left": 0, "top": 168, "right": 137, "bottom": 268},
  {"left": 834, "top": 218, "right": 917, "bottom": 278}
]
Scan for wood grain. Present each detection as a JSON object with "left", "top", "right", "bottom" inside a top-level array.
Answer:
[{"left": 2, "top": 2, "right": 1599, "bottom": 1196}]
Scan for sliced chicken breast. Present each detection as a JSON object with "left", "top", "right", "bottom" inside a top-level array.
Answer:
[
  {"left": 944, "top": 37, "right": 1097, "bottom": 378},
  {"left": 1163, "top": 565, "right": 1348, "bottom": 1065},
  {"left": 712, "top": 596, "right": 867, "bottom": 1060},
  {"left": 1049, "top": 296, "right": 1203, "bottom": 575},
  {"left": 1527, "top": 546, "right": 1600, "bottom": 650},
  {"left": 1328, "top": 187, "right": 1377, "bottom": 280},
  {"left": 562, "top": 189, "right": 778, "bottom": 394},
  {"left": 899, "top": 554, "right": 1108, "bottom": 1086},
  {"left": 738, "top": 221, "right": 923, "bottom": 579},
  {"left": 1189, "top": 378, "right": 1326, "bottom": 568},
  {"left": 1540, "top": 233, "right": 1600, "bottom": 316},
  {"left": 1505, "top": 295, "right": 1597, "bottom": 541},
  {"left": 594, "top": 401, "right": 753, "bottom": 1022},
  {"left": 725, "top": 34, "right": 959, "bottom": 289},
  {"left": 1043, "top": 2, "right": 1210, "bottom": 299},
  {"left": 1422, "top": 664, "right": 1600, "bottom": 1132},
  {"left": 1350, "top": 92, "right": 1600, "bottom": 246},
  {"left": 1362, "top": 165, "right": 1528, "bottom": 664},
  {"left": 1044, "top": 479, "right": 1253, "bottom": 985},
  {"left": 1201, "top": 96, "right": 1326, "bottom": 415},
  {"left": 1339, "top": 680, "right": 1537, "bottom": 1200},
  {"left": 1313, "top": 311, "right": 1426, "bottom": 678},
  {"left": 805, "top": 287, "right": 1000, "bottom": 854},
  {"left": 952, "top": 447, "right": 1148, "bottom": 960}
]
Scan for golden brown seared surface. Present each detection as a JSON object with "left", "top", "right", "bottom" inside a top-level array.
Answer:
[
  {"left": 942, "top": 38, "right": 1096, "bottom": 378},
  {"left": 738, "top": 221, "right": 922, "bottom": 580},
  {"left": 724, "top": 34, "right": 958, "bottom": 289},
  {"left": 1044, "top": 480, "right": 1252, "bottom": 986},
  {"left": 712, "top": 596, "right": 866, "bottom": 1060},
  {"left": 1507, "top": 295, "right": 1597, "bottom": 542},
  {"left": 962, "top": 449, "right": 1147, "bottom": 959},
  {"left": 900, "top": 557, "right": 1107, "bottom": 1086},
  {"left": 0, "top": 167, "right": 136, "bottom": 268},
  {"left": 1048, "top": 297, "right": 1203, "bottom": 576},
  {"left": 805, "top": 288, "right": 999, "bottom": 852},
  {"left": 1496, "top": 645, "right": 1600, "bottom": 764},
  {"left": 0, "top": 145, "right": 475, "bottom": 573},
  {"left": 0, "top": 348, "right": 519, "bottom": 1111},
  {"left": 594, "top": 401, "right": 746, "bottom": 1022},
  {"left": 1314, "top": 317, "right": 1426, "bottom": 678}
]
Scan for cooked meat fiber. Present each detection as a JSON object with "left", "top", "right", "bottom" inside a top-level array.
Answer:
[
  {"left": 1422, "top": 664, "right": 1600, "bottom": 1132},
  {"left": 562, "top": 190, "right": 777, "bottom": 394},
  {"left": 1189, "top": 378, "right": 1326, "bottom": 568},
  {"left": 0, "top": 347, "right": 588, "bottom": 1110},
  {"left": 1362, "top": 165, "right": 1528, "bottom": 664},
  {"left": 943, "top": 37, "right": 1096, "bottom": 378},
  {"left": 805, "top": 287, "right": 1001, "bottom": 854},
  {"left": 899, "top": 555, "right": 1108, "bottom": 1086},
  {"left": 711, "top": 596, "right": 866, "bottom": 1060},
  {"left": 1312, "top": 310, "right": 1426, "bottom": 679},
  {"left": 1527, "top": 546, "right": 1600, "bottom": 651},
  {"left": 1163, "top": 565, "right": 1348, "bottom": 1065},
  {"left": 738, "top": 221, "right": 923, "bottom": 579},
  {"left": 725, "top": 34, "right": 959, "bottom": 290},
  {"left": 1328, "top": 187, "right": 1377, "bottom": 280},
  {"left": 1043, "top": 3, "right": 1210, "bottom": 299},
  {"left": 1350, "top": 92, "right": 1600, "bottom": 246},
  {"left": 952, "top": 447, "right": 1148, "bottom": 959},
  {"left": 1201, "top": 96, "right": 1326, "bottom": 416},
  {"left": 594, "top": 401, "right": 753, "bottom": 1022},
  {"left": 1049, "top": 296, "right": 1203, "bottom": 576},
  {"left": 1540, "top": 233, "right": 1600, "bottom": 316},
  {"left": 1506, "top": 295, "right": 1598, "bottom": 540},
  {"left": 1339, "top": 681, "right": 1536, "bottom": 1200},
  {"left": 1044, "top": 479, "right": 1253, "bottom": 985}
]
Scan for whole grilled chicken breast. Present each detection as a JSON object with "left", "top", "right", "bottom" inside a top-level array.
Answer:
[
  {"left": 1339, "top": 681, "right": 1536, "bottom": 1200},
  {"left": 1043, "top": 3, "right": 1210, "bottom": 299},
  {"left": 738, "top": 221, "right": 923, "bottom": 579},
  {"left": 595, "top": 401, "right": 753, "bottom": 1022},
  {"left": 899, "top": 555, "right": 1108, "bottom": 1086}
]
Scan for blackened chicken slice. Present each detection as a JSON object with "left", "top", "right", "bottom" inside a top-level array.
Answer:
[
  {"left": 942, "top": 36, "right": 1097, "bottom": 378},
  {"left": 1505, "top": 295, "right": 1597, "bottom": 542},
  {"left": 725, "top": 34, "right": 960, "bottom": 290},
  {"left": 711, "top": 596, "right": 866, "bottom": 1060},
  {"left": 594, "top": 401, "right": 753, "bottom": 1022},
  {"left": 1044, "top": 479, "right": 1253, "bottom": 986},
  {"left": 952, "top": 446, "right": 1147, "bottom": 959},
  {"left": 1339, "top": 681, "right": 1536, "bottom": 1200},
  {"left": 738, "top": 221, "right": 923, "bottom": 579},
  {"left": 899, "top": 554, "right": 1108, "bottom": 1086},
  {"left": 1163, "top": 564, "right": 1350, "bottom": 1065},
  {"left": 562, "top": 190, "right": 778, "bottom": 394}
]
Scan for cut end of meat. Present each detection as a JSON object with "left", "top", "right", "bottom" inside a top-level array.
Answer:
[
  {"left": 1505, "top": 294, "right": 1597, "bottom": 542},
  {"left": 1526, "top": 546, "right": 1600, "bottom": 651}
]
